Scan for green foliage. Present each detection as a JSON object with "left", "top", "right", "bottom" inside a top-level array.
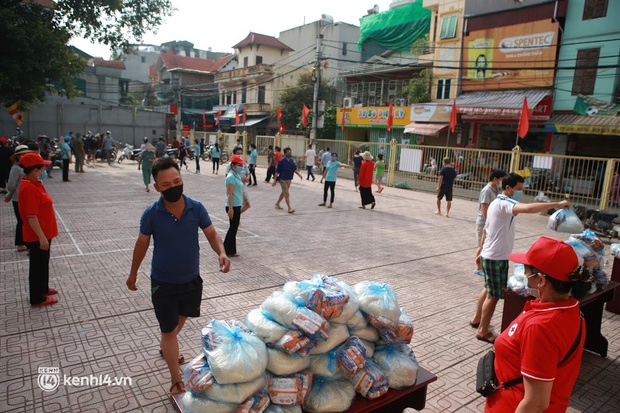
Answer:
[
  {"left": 318, "top": 103, "right": 337, "bottom": 139},
  {"left": 403, "top": 68, "right": 432, "bottom": 104},
  {"left": 0, "top": 0, "right": 173, "bottom": 107},
  {"left": 278, "top": 72, "right": 337, "bottom": 133}
]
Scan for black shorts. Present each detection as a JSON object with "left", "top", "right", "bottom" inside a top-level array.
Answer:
[
  {"left": 437, "top": 187, "right": 453, "bottom": 201},
  {"left": 151, "top": 276, "right": 202, "bottom": 333}
]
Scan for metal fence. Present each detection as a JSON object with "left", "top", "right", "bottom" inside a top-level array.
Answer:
[{"left": 180, "top": 131, "right": 620, "bottom": 212}]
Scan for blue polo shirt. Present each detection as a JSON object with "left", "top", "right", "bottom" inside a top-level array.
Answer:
[
  {"left": 276, "top": 157, "right": 297, "bottom": 181},
  {"left": 250, "top": 148, "right": 258, "bottom": 164},
  {"left": 324, "top": 160, "right": 341, "bottom": 182},
  {"left": 139, "top": 195, "right": 212, "bottom": 284},
  {"left": 225, "top": 171, "right": 244, "bottom": 207}
]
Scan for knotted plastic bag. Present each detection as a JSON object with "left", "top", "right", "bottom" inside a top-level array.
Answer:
[
  {"left": 303, "top": 376, "right": 356, "bottom": 413},
  {"left": 354, "top": 282, "right": 400, "bottom": 323},
  {"left": 203, "top": 320, "right": 268, "bottom": 384}
]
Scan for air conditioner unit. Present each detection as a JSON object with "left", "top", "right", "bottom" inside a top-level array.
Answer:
[
  {"left": 343, "top": 97, "right": 353, "bottom": 107},
  {"left": 395, "top": 98, "right": 406, "bottom": 106}
]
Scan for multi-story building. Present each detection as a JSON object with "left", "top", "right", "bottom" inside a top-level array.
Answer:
[
  {"left": 338, "top": 0, "right": 432, "bottom": 144},
  {"left": 214, "top": 32, "right": 294, "bottom": 135},
  {"left": 549, "top": 0, "right": 620, "bottom": 158},
  {"left": 455, "top": 0, "right": 568, "bottom": 152}
]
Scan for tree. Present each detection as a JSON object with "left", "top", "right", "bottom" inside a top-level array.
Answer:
[
  {"left": 403, "top": 68, "right": 432, "bottom": 104},
  {"left": 278, "top": 72, "right": 337, "bottom": 134},
  {"left": 0, "top": 0, "right": 173, "bottom": 108}
]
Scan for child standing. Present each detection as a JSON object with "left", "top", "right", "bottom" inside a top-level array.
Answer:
[{"left": 374, "top": 154, "right": 385, "bottom": 193}]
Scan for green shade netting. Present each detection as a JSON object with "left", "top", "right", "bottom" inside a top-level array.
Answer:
[{"left": 358, "top": 1, "right": 431, "bottom": 51}]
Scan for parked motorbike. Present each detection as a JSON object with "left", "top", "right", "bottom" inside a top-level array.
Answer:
[
  {"left": 117, "top": 144, "right": 141, "bottom": 163},
  {"left": 95, "top": 147, "right": 118, "bottom": 163},
  {"left": 50, "top": 147, "right": 63, "bottom": 169},
  {"left": 165, "top": 146, "right": 179, "bottom": 160},
  {"left": 584, "top": 208, "right": 619, "bottom": 241}
]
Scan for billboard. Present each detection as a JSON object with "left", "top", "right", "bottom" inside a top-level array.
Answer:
[
  {"left": 339, "top": 106, "right": 410, "bottom": 128},
  {"left": 462, "top": 19, "right": 559, "bottom": 91}
]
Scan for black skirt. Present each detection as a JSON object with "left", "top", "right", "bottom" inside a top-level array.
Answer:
[{"left": 359, "top": 186, "right": 375, "bottom": 206}]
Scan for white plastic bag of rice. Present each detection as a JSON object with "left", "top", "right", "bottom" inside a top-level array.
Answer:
[{"left": 303, "top": 377, "right": 356, "bottom": 413}]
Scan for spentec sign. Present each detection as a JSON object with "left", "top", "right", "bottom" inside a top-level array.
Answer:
[
  {"left": 462, "top": 19, "right": 559, "bottom": 91},
  {"left": 498, "top": 32, "right": 555, "bottom": 52}
]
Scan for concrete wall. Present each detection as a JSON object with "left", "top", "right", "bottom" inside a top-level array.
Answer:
[
  {"left": 0, "top": 96, "right": 167, "bottom": 147},
  {"left": 553, "top": 0, "right": 620, "bottom": 111},
  {"left": 123, "top": 49, "right": 159, "bottom": 84},
  {"left": 237, "top": 46, "right": 289, "bottom": 67},
  {"left": 464, "top": 0, "right": 551, "bottom": 16}
]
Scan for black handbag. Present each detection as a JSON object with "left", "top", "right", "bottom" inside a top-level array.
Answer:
[{"left": 476, "top": 313, "right": 583, "bottom": 397}]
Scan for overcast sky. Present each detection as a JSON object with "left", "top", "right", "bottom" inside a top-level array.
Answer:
[{"left": 70, "top": 0, "right": 395, "bottom": 58}]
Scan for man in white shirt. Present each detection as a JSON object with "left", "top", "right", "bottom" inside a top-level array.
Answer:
[
  {"left": 303, "top": 144, "right": 317, "bottom": 181},
  {"left": 474, "top": 170, "right": 506, "bottom": 276},
  {"left": 471, "top": 173, "right": 569, "bottom": 344}
]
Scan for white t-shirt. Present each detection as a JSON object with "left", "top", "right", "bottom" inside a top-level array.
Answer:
[
  {"left": 305, "top": 149, "right": 317, "bottom": 166},
  {"left": 481, "top": 194, "right": 517, "bottom": 261}
]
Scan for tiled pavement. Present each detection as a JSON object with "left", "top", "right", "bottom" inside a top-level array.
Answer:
[{"left": 1, "top": 160, "right": 619, "bottom": 413}]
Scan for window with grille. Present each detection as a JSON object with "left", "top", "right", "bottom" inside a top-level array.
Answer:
[
  {"left": 256, "top": 56, "right": 263, "bottom": 65},
  {"left": 436, "top": 79, "right": 451, "bottom": 100},
  {"left": 439, "top": 15, "right": 458, "bottom": 39},
  {"left": 342, "top": 42, "right": 348, "bottom": 56},
  {"left": 243, "top": 57, "right": 248, "bottom": 67},
  {"left": 583, "top": 0, "right": 608, "bottom": 20},
  {"left": 572, "top": 48, "right": 600, "bottom": 95}
]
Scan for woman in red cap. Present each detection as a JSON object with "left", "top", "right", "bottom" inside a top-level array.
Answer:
[
  {"left": 18, "top": 152, "right": 59, "bottom": 306},
  {"left": 486, "top": 236, "right": 592, "bottom": 413},
  {"left": 223, "top": 154, "right": 248, "bottom": 257}
]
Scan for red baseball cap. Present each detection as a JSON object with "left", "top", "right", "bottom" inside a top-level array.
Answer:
[
  {"left": 19, "top": 152, "right": 52, "bottom": 168},
  {"left": 509, "top": 236, "right": 578, "bottom": 282},
  {"left": 229, "top": 154, "right": 245, "bottom": 165},
  {"left": 0, "top": 137, "right": 7, "bottom": 144}
]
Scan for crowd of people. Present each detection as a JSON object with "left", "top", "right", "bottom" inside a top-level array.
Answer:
[{"left": 1, "top": 134, "right": 596, "bottom": 409}]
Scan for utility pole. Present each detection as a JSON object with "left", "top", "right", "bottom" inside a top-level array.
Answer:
[{"left": 310, "top": 15, "right": 333, "bottom": 147}]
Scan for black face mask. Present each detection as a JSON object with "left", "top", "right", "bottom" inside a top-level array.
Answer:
[{"left": 161, "top": 184, "right": 183, "bottom": 203}]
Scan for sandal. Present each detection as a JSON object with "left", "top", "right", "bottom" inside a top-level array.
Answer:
[
  {"left": 288, "top": 209, "right": 295, "bottom": 214},
  {"left": 470, "top": 321, "right": 480, "bottom": 329},
  {"left": 169, "top": 381, "right": 185, "bottom": 395},
  {"left": 318, "top": 203, "right": 326, "bottom": 206},
  {"left": 31, "top": 297, "right": 58, "bottom": 307},
  {"left": 44, "top": 288, "right": 58, "bottom": 296},
  {"left": 159, "top": 349, "right": 185, "bottom": 364},
  {"left": 476, "top": 332, "right": 496, "bottom": 344},
  {"left": 274, "top": 205, "right": 283, "bottom": 210}
]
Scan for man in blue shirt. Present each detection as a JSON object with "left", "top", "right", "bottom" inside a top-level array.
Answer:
[
  {"left": 60, "top": 135, "right": 72, "bottom": 182},
  {"left": 272, "top": 147, "right": 303, "bottom": 213},
  {"left": 318, "top": 152, "right": 350, "bottom": 208},
  {"left": 126, "top": 157, "right": 230, "bottom": 395},
  {"left": 435, "top": 157, "right": 457, "bottom": 217},
  {"left": 101, "top": 131, "right": 117, "bottom": 165},
  {"left": 248, "top": 143, "right": 258, "bottom": 186},
  {"left": 320, "top": 147, "right": 331, "bottom": 174}
]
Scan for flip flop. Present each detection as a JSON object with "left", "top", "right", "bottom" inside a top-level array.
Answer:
[
  {"left": 44, "top": 288, "right": 58, "bottom": 296},
  {"left": 288, "top": 209, "right": 295, "bottom": 214},
  {"left": 169, "top": 381, "right": 185, "bottom": 395},
  {"left": 358, "top": 206, "right": 366, "bottom": 209},
  {"left": 476, "top": 332, "right": 496, "bottom": 344},
  {"left": 274, "top": 205, "right": 283, "bottom": 210},
  {"left": 327, "top": 204, "right": 332, "bottom": 208},
  {"left": 159, "top": 349, "right": 185, "bottom": 364},
  {"left": 318, "top": 203, "right": 326, "bottom": 206},
  {"left": 31, "top": 297, "right": 58, "bottom": 307},
  {"left": 470, "top": 322, "right": 480, "bottom": 329},
  {"left": 371, "top": 202, "right": 376, "bottom": 210}
]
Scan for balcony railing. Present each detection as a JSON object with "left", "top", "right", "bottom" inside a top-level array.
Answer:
[
  {"left": 244, "top": 102, "right": 271, "bottom": 113},
  {"left": 215, "top": 64, "right": 274, "bottom": 82}
]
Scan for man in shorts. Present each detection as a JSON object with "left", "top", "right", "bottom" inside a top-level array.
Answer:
[
  {"left": 435, "top": 157, "right": 457, "bottom": 217},
  {"left": 471, "top": 173, "right": 569, "bottom": 343},
  {"left": 126, "top": 157, "right": 230, "bottom": 395},
  {"left": 272, "top": 147, "right": 303, "bottom": 213}
]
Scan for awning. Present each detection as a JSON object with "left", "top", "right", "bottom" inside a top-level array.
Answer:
[
  {"left": 404, "top": 122, "right": 448, "bottom": 135},
  {"left": 233, "top": 116, "right": 270, "bottom": 127},
  {"left": 548, "top": 113, "right": 620, "bottom": 136},
  {"left": 456, "top": 90, "right": 550, "bottom": 116}
]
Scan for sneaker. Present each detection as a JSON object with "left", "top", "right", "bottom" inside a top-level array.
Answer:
[{"left": 474, "top": 269, "right": 485, "bottom": 277}]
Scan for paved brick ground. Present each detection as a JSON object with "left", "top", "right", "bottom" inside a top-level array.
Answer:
[{"left": 1, "top": 159, "right": 619, "bottom": 412}]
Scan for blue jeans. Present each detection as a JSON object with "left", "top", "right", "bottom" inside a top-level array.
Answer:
[{"left": 306, "top": 165, "right": 315, "bottom": 179}]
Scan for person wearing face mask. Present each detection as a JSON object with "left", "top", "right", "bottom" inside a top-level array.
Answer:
[
  {"left": 318, "top": 152, "right": 350, "bottom": 208},
  {"left": 17, "top": 152, "right": 59, "bottom": 307},
  {"left": 4, "top": 145, "right": 35, "bottom": 252},
  {"left": 224, "top": 155, "right": 249, "bottom": 257},
  {"left": 38, "top": 136, "right": 54, "bottom": 178},
  {"left": 486, "top": 236, "right": 590, "bottom": 413},
  {"left": 471, "top": 173, "right": 570, "bottom": 344},
  {"left": 126, "top": 157, "right": 230, "bottom": 396}
]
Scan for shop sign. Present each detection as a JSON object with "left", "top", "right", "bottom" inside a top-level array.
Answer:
[
  {"left": 339, "top": 106, "right": 410, "bottom": 128},
  {"left": 554, "top": 124, "right": 620, "bottom": 136},
  {"left": 462, "top": 95, "right": 552, "bottom": 121},
  {"left": 574, "top": 95, "right": 620, "bottom": 117},
  {"left": 409, "top": 103, "right": 452, "bottom": 122},
  {"left": 462, "top": 19, "right": 559, "bottom": 91}
]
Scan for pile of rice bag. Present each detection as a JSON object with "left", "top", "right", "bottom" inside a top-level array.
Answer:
[
  {"left": 181, "top": 275, "right": 422, "bottom": 413},
  {"left": 567, "top": 229, "right": 608, "bottom": 287}
]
